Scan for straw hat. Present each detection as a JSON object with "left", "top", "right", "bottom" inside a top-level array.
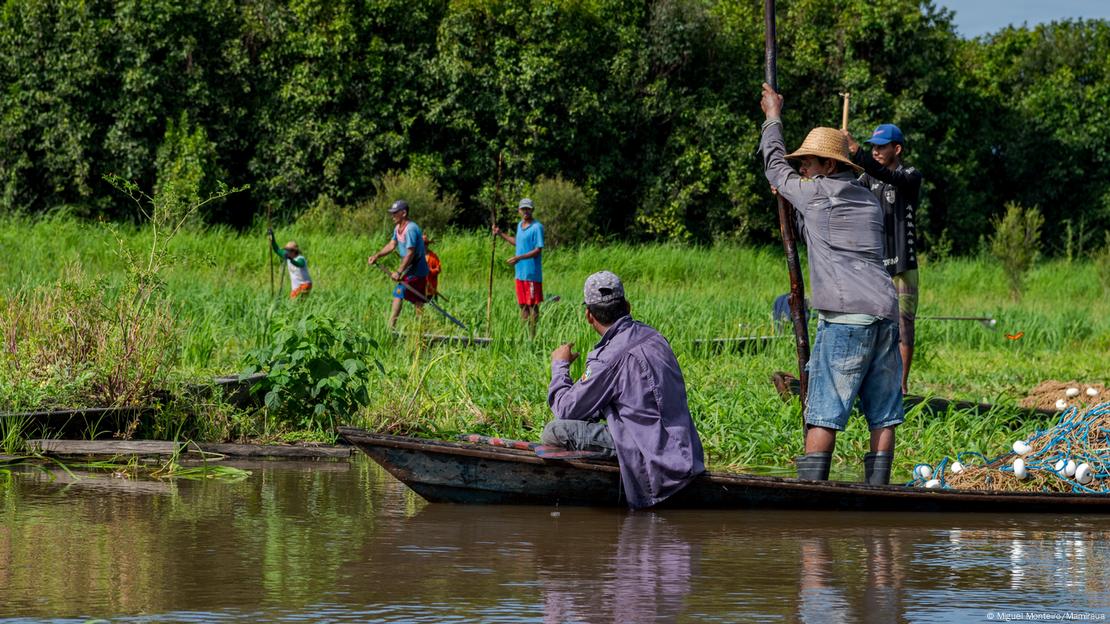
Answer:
[
  {"left": 283, "top": 240, "right": 300, "bottom": 253},
  {"left": 785, "top": 127, "right": 863, "bottom": 174}
]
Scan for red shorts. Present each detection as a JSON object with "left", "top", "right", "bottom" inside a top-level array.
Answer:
[
  {"left": 515, "top": 280, "right": 543, "bottom": 306},
  {"left": 392, "top": 276, "right": 427, "bottom": 304}
]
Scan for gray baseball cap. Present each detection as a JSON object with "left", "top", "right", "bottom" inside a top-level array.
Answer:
[
  {"left": 518, "top": 198, "right": 534, "bottom": 210},
  {"left": 389, "top": 199, "right": 409, "bottom": 213},
  {"left": 583, "top": 271, "right": 625, "bottom": 305}
]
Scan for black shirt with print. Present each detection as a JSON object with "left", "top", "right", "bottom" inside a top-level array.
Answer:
[{"left": 852, "top": 148, "right": 923, "bottom": 276}]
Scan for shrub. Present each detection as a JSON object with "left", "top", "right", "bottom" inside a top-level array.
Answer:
[
  {"left": 356, "top": 168, "right": 459, "bottom": 236},
  {"left": 295, "top": 194, "right": 348, "bottom": 233},
  {"left": 298, "top": 169, "right": 459, "bottom": 238},
  {"left": 240, "top": 313, "right": 381, "bottom": 433},
  {"left": 529, "top": 175, "right": 596, "bottom": 247},
  {"left": 989, "top": 202, "right": 1043, "bottom": 300}
]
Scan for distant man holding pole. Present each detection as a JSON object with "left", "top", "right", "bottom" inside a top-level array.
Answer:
[
  {"left": 843, "top": 124, "right": 923, "bottom": 396},
  {"left": 543, "top": 271, "right": 705, "bottom": 508},
  {"left": 493, "top": 198, "right": 544, "bottom": 336},
  {"left": 267, "top": 228, "right": 313, "bottom": 299},
  {"left": 760, "top": 83, "right": 903, "bottom": 485},
  {"left": 368, "top": 200, "right": 429, "bottom": 329}
]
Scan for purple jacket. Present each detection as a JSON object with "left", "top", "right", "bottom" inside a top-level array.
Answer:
[{"left": 548, "top": 315, "right": 705, "bottom": 509}]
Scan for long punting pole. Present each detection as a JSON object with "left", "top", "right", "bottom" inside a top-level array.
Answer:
[
  {"left": 486, "top": 152, "right": 503, "bottom": 334},
  {"left": 267, "top": 205, "right": 275, "bottom": 299},
  {"left": 765, "top": 0, "right": 811, "bottom": 409}
]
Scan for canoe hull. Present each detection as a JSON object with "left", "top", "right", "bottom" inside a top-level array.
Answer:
[{"left": 338, "top": 428, "right": 1110, "bottom": 513}]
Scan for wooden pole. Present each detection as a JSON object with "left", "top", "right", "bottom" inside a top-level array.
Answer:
[
  {"left": 839, "top": 92, "right": 850, "bottom": 131},
  {"left": 765, "top": 0, "right": 811, "bottom": 409},
  {"left": 486, "top": 152, "right": 503, "bottom": 333},
  {"left": 267, "top": 205, "right": 275, "bottom": 299}
]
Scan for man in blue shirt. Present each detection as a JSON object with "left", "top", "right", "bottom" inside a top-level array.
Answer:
[
  {"left": 493, "top": 198, "right": 545, "bottom": 336},
  {"left": 368, "top": 199, "right": 430, "bottom": 328}
]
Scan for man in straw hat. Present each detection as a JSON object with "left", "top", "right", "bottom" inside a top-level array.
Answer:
[
  {"left": 542, "top": 270, "right": 705, "bottom": 508},
  {"left": 368, "top": 199, "right": 429, "bottom": 328},
  {"left": 759, "top": 83, "right": 903, "bottom": 485},
  {"left": 268, "top": 228, "right": 312, "bottom": 298},
  {"left": 843, "top": 124, "right": 923, "bottom": 397}
]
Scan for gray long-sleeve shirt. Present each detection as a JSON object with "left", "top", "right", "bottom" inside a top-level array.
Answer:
[
  {"left": 548, "top": 315, "right": 705, "bottom": 509},
  {"left": 760, "top": 122, "right": 898, "bottom": 321}
]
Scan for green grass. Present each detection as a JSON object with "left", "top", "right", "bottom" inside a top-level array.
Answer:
[{"left": 3, "top": 214, "right": 1108, "bottom": 479}]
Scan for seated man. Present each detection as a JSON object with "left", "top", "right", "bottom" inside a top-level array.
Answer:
[{"left": 543, "top": 271, "right": 705, "bottom": 509}]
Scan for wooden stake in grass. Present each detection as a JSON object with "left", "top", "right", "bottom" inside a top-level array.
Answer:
[
  {"left": 267, "top": 205, "right": 275, "bottom": 299},
  {"left": 839, "top": 91, "right": 850, "bottom": 131},
  {"left": 486, "top": 152, "right": 503, "bottom": 334}
]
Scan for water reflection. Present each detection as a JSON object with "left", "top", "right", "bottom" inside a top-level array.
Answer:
[
  {"left": 2, "top": 459, "right": 1110, "bottom": 622},
  {"left": 797, "top": 530, "right": 908, "bottom": 624},
  {"left": 539, "top": 514, "right": 696, "bottom": 623}
]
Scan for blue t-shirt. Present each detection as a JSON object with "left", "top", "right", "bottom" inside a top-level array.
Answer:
[
  {"left": 514, "top": 220, "right": 544, "bottom": 282},
  {"left": 392, "top": 221, "right": 429, "bottom": 277}
]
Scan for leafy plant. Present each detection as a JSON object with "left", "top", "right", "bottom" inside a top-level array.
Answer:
[
  {"left": 989, "top": 202, "right": 1043, "bottom": 300},
  {"left": 240, "top": 313, "right": 382, "bottom": 432}
]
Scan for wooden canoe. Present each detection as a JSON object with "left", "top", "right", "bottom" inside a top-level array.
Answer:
[
  {"left": 771, "top": 371, "right": 1059, "bottom": 419},
  {"left": 337, "top": 427, "right": 1110, "bottom": 513}
]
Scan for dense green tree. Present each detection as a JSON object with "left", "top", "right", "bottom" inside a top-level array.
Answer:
[
  {"left": 0, "top": 0, "right": 253, "bottom": 219},
  {"left": 246, "top": 0, "right": 445, "bottom": 218},
  {"left": 960, "top": 20, "right": 1110, "bottom": 252},
  {"left": 1, "top": 0, "right": 1107, "bottom": 251}
]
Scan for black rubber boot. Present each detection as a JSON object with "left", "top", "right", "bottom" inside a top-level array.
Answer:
[
  {"left": 794, "top": 452, "right": 832, "bottom": 481},
  {"left": 863, "top": 451, "right": 894, "bottom": 485}
]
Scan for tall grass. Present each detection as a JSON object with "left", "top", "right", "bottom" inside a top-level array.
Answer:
[{"left": 4, "top": 215, "right": 1108, "bottom": 477}]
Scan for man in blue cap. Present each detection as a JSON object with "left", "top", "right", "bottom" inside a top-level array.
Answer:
[
  {"left": 543, "top": 270, "right": 705, "bottom": 508},
  {"left": 368, "top": 199, "right": 430, "bottom": 328},
  {"left": 843, "top": 123, "right": 923, "bottom": 398}
]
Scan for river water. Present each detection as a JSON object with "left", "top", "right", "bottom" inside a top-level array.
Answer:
[{"left": 2, "top": 457, "right": 1108, "bottom": 622}]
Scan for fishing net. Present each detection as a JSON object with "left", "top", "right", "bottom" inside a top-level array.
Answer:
[
  {"left": 909, "top": 402, "right": 1110, "bottom": 494},
  {"left": 1020, "top": 380, "right": 1105, "bottom": 411}
]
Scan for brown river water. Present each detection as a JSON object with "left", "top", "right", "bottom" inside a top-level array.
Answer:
[{"left": 2, "top": 457, "right": 1109, "bottom": 622}]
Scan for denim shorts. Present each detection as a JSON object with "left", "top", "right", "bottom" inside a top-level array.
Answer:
[{"left": 805, "top": 318, "right": 904, "bottom": 431}]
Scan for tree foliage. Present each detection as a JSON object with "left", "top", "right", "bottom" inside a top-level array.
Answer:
[{"left": 1, "top": 0, "right": 1108, "bottom": 252}]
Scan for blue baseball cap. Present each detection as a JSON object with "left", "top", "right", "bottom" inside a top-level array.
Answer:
[{"left": 867, "top": 124, "right": 904, "bottom": 146}]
